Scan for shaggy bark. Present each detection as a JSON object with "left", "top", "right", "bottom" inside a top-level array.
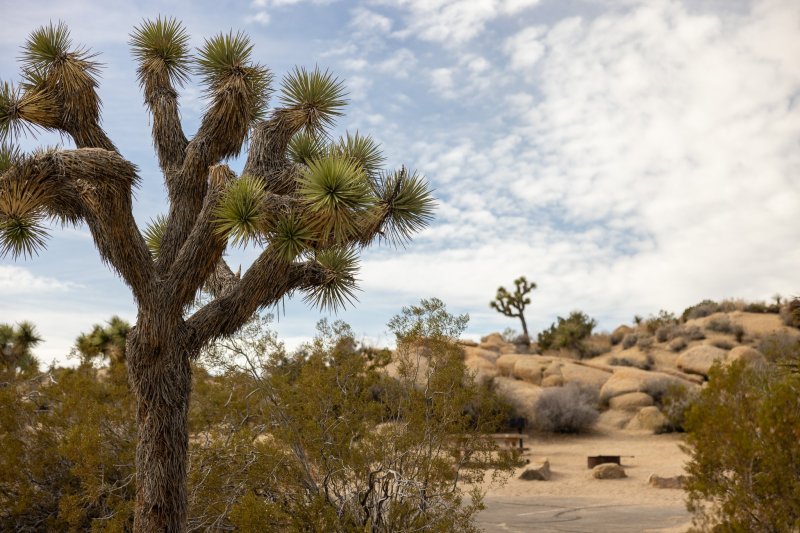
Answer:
[{"left": 127, "top": 322, "right": 194, "bottom": 532}]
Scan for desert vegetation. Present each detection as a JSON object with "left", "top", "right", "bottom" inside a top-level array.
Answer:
[{"left": 0, "top": 300, "right": 522, "bottom": 531}]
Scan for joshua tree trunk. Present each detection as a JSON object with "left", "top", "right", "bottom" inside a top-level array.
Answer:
[{"left": 127, "top": 323, "right": 194, "bottom": 531}]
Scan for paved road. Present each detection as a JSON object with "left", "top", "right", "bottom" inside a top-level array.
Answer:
[{"left": 478, "top": 496, "right": 691, "bottom": 533}]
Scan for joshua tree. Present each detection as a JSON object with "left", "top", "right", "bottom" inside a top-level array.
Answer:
[
  {"left": 0, "top": 321, "right": 41, "bottom": 377},
  {"left": 75, "top": 315, "right": 131, "bottom": 365},
  {"left": 0, "top": 19, "right": 434, "bottom": 532},
  {"left": 490, "top": 276, "right": 535, "bottom": 343}
]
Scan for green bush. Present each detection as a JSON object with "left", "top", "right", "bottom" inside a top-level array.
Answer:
[
  {"left": 682, "top": 361, "right": 800, "bottom": 530},
  {"left": 681, "top": 300, "right": 721, "bottom": 322},
  {"left": 782, "top": 296, "right": 800, "bottom": 329},
  {"left": 537, "top": 311, "right": 597, "bottom": 358}
]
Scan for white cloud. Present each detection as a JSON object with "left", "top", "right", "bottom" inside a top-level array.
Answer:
[
  {"left": 429, "top": 67, "right": 456, "bottom": 98},
  {"left": 246, "top": 11, "right": 271, "bottom": 25},
  {"left": 376, "top": 48, "right": 417, "bottom": 78},
  {"left": 0, "top": 266, "right": 79, "bottom": 294},
  {"left": 504, "top": 26, "right": 547, "bottom": 71},
  {"left": 385, "top": 0, "right": 541, "bottom": 45},
  {"left": 350, "top": 7, "right": 393, "bottom": 34}
]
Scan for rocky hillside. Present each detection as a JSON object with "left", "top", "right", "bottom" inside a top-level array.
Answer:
[{"left": 462, "top": 309, "right": 800, "bottom": 433}]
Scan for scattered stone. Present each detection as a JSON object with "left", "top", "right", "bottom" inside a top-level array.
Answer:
[
  {"left": 677, "top": 345, "right": 727, "bottom": 377},
  {"left": 519, "top": 458, "right": 551, "bottom": 481},
  {"left": 608, "top": 392, "right": 654, "bottom": 411},
  {"left": 648, "top": 474, "right": 686, "bottom": 489},
  {"left": 591, "top": 463, "right": 627, "bottom": 479},
  {"left": 626, "top": 406, "right": 668, "bottom": 432}
]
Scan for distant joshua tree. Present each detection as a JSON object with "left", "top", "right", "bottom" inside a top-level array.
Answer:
[
  {"left": 490, "top": 276, "right": 536, "bottom": 343},
  {"left": 0, "top": 321, "right": 41, "bottom": 377},
  {"left": 0, "top": 19, "right": 434, "bottom": 532}
]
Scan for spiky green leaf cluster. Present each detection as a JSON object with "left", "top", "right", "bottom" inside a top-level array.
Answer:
[
  {"left": 213, "top": 175, "right": 266, "bottom": 247},
  {"left": 298, "top": 156, "right": 371, "bottom": 244},
  {"left": 331, "top": 132, "right": 384, "bottom": 176},
  {"left": 280, "top": 67, "right": 346, "bottom": 131},
  {"left": 130, "top": 17, "right": 192, "bottom": 86},
  {"left": 287, "top": 130, "right": 326, "bottom": 166},
  {"left": 269, "top": 212, "right": 315, "bottom": 262},
  {"left": 374, "top": 168, "right": 436, "bottom": 245},
  {"left": 0, "top": 143, "right": 22, "bottom": 173},
  {"left": 0, "top": 168, "right": 52, "bottom": 258},
  {"left": 304, "top": 247, "right": 359, "bottom": 312},
  {"left": 19, "top": 22, "right": 101, "bottom": 130},
  {"left": 142, "top": 214, "right": 167, "bottom": 258},
  {"left": 0, "top": 82, "right": 23, "bottom": 142},
  {"left": 196, "top": 31, "right": 272, "bottom": 123}
]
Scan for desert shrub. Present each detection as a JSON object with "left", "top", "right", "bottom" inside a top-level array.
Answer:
[
  {"left": 1, "top": 304, "right": 520, "bottom": 532},
  {"left": 682, "top": 326, "right": 706, "bottom": 341},
  {"left": 683, "top": 361, "right": 800, "bottom": 530},
  {"left": 743, "top": 301, "right": 780, "bottom": 314},
  {"left": 659, "top": 383, "right": 698, "bottom": 433},
  {"left": 681, "top": 300, "right": 721, "bottom": 322},
  {"left": 706, "top": 315, "right": 733, "bottom": 333},
  {"left": 643, "top": 310, "right": 678, "bottom": 335},
  {"left": 668, "top": 337, "right": 688, "bottom": 352},
  {"left": 608, "top": 354, "right": 654, "bottom": 371},
  {"left": 717, "top": 298, "right": 747, "bottom": 313},
  {"left": 637, "top": 334, "right": 655, "bottom": 351},
  {"left": 757, "top": 332, "right": 800, "bottom": 366},
  {"left": 656, "top": 324, "right": 678, "bottom": 342},
  {"left": 537, "top": 311, "right": 597, "bottom": 358},
  {"left": 710, "top": 339, "right": 735, "bottom": 350},
  {"left": 532, "top": 383, "right": 598, "bottom": 433},
  {"left": 621, "top": 333, "right": 638, "bottom": 349},
  {"left": 583, "top": 334, "right": 612, "bottom": 357},
  {"left": 0, "top": 362, "right": 136, "bottom": 531},
  {"left": 781, "top": 296, "right": 800, "bottom": 329}
]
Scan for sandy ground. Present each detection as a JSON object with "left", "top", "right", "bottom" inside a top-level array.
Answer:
[{"left": 477, "top": 426, "right": 694, "bottom": 532}]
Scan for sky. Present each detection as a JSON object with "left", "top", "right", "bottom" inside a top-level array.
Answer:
[{"left": 1, "top": 0, "right": 798, "bottom": 366}]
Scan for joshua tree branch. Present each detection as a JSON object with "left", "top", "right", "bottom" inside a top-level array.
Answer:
[
  {"left": 244, "top": 110, "right": 304, "bottom": 194},
  {"left": 188, "top": 250, "right": 326, "bottom": 348},
  {"left": 164, "top": 164, "right": 233, "bottom": 313},
  {"left": 1, "top": 149, "right": 155, "bottom": 306}
]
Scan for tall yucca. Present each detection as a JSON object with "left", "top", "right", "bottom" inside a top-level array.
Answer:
[{"left": 0, "top": 19, "right": 434, "bottom": 533}]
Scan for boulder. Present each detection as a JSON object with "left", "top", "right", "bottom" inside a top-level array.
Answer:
[
  {"left": 648, "top": 474, "right": 686, "bottom": 489},
  {"left": 726, "top": 346, "right": 766, "bottom": 366},
  {"left": 599, "top": 367, "right": 691, "bottom": 404},
  {"left": 591, "top": 463, "right": 626, "bottom": 479},
  {"left": 608, "top": 392, "right": 654, "bottom": 411},
  {"left": 519, "top": 458, "right": 550, "bottom": 481},
  {"left": 464, "top": 356, "right": 498, "bottom": 386},
  {"left": 610, "top": 325, "right": 634, "bottom": 345},
  {"left": 626, "top": 406, "right": 668, "bottom": 432},
  {"left": 493, "top": 377, "right": 543, "bottom": 422},
  {"left": 499, "top": 344, "right": 519, "bottom": 354},
  {"left": 512, "top": 357, "right": 545, "bottom": 385},
  {"left": 677, "top": 345, "right": 727, "bottom": 376},
  {"left": 561, "top": 363, "right": 611, "bottom": 390},
  {"left": 596, "top": 409, "right": 636, "bottom": 429},
  {"left": 463, "top": 346, "right": 501, "bottom": 364},
  {"left": 480, "top": 332, "right": 512, "bottom": 353},
  {"left": 457, "top": 339, "right": 478, "bottom": 347},
  {"left": 544, "top": 360, "right": 564, "bottom": 377},
  {"left": 497, "top": 354, "right": 525, "bottom": 376},
  {"left": 541, "top": 374, "right": 564, "bottom": 387}
]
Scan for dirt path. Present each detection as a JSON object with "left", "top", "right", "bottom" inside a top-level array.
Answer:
[{"left": 478, "top": 429, "right": 693, "bottom": 532}]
